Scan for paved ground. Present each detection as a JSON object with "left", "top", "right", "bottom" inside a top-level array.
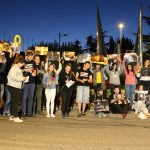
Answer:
[{"left": 0, "top": 109, "right": 150, "bottom": 150}]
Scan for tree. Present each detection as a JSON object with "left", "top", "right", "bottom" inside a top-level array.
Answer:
[
  {"left": 86, "top": 35, "right": 97, "bottom": 54},
  {"left": 116, "top": 36, "right": 134, "bottom": 54},
  {"left": 107, "top": 36, "right": 116, "bottom": 54},
  {"left": 28, "top": 39, "right": 82, "bottom": 55}
]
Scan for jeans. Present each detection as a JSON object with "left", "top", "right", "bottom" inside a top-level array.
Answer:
[
  {"left": 125, "top": 85, "right": 136, "bottom": 104},
  {"left": 33, "top": 84, "right": 43, "bottom": 114},
  {"left": 22, "top": 83, "right": 35, "bottom": 115},
  {"left": 3, "top": 86, "right": 11, "bottom": 115},
  {"left": 45, "top": 88, "right": 56, "bottom": 116},
  {"left": 0, "top": 84, "right": 4, "bottom": 101}
]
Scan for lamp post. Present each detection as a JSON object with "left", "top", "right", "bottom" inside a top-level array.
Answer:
[
  {"left": 58, "top": 32, "right": 68, "bottom": 57},
  {"left": 118, "top": 23, "right": 124, "bottom": 54}
]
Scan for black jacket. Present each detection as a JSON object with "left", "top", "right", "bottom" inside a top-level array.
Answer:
[
  {"left": 58, "top": 70, "right": 75, "bottom": 92},
  {"left": 0, "top": 63, "right": 6, "bottom": 84}
]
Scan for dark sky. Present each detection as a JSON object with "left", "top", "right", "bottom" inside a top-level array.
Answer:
[{"left": 0, "top": 0, "right": 149, "bottom": 50}]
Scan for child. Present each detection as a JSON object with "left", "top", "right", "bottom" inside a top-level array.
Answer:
[
  {"left": 110, "top": 86, "right": 128, "bottom": 119},
  {"left": 42, "top": 62, "right": 62, "bottom": 118},
  {"left": 134, "top": 85, "right": 150, "bottom": 119},
  {"left": 94, "top": 88, "right": 109, "bottom": 118}
]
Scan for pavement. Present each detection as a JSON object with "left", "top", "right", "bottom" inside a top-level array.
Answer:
[{"left": 0, "top": 109, "right": 150, "bottom": 150}]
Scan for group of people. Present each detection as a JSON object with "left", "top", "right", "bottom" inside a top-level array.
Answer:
[{"left": 0, "top": 50, "right": 150, "bottom": 122}]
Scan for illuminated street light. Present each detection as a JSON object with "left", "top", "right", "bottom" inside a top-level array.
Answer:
[{"left": 118, "top": 23, "right": 124, "bottom": 54}]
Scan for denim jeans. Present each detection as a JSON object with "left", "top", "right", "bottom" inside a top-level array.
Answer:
[
  {"left": 33, "top": 84, "right": 43, "bottom": 114},
  {"left": 22, "top": 83, "right": 35, "bottom": 115},
  {"left": 125, "top": 84, "right": 136, "bottom": 104},
  {"left": 3, "top": 86, "right": 11, "bottom": 115}
]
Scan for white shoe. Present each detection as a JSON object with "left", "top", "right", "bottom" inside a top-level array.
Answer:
[
  {"left": 9, "top": 116, "right": 15, "bottom": 121},
  {"left": 47, "top": 114, "right": 50, "bottom": 118},
  {"left": 13, "top": 117, "right": 23, "bottom": 123},
  {"left": 135, "top": 110, "right": 138, "bottom": 114},
  {"left": 138, "top": 112, "right": 147, "bottom": 119},
  {"left": 51, "top": 114, "right": 56, "bottom": 118}
]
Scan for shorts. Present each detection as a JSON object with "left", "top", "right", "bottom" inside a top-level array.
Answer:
[{"left": 76, "top": 86, "right": 90, "bottom": 104}]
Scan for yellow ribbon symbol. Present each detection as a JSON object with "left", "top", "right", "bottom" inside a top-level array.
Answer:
[{"left": 14, "top": 34, "right": 21, "bottom": 45}]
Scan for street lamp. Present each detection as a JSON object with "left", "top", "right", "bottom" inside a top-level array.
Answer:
[
  {"left": 118, "top": 23, "right": 124, "bottom": 54},
  {"left": 58, "top": 32, "right": 68, "bottom": 57}
]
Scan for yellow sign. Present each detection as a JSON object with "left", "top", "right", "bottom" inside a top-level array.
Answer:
[
  {"left": 91, "top": 54, "right": 108, "bottom": 65},
  {"left": 14, "top": 34, "right": 21, "bottom": 45},
  {"left": 35, "top": 46, "right": 48, "bottom": 55}
]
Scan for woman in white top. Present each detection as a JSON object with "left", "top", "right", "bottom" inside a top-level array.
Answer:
[{"left": 7, "top": 55, "right": 26, "bottom": 123}]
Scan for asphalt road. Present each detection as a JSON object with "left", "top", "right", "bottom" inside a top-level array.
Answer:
[{"left": 0, "top": 110, "right": 150, "bottom": 150}]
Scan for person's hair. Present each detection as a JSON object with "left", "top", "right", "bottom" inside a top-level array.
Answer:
[
  {"left": 126, "top": 63, "right": 134, "bottom": 74},
  {"left": 48, "top": 63, "right": 56, "bottom": 77},
  {"left": 84, "top": 61, "right": 91, "bottom": 65},
  {"left": 114, "top": 86, "right": 121, "bottom": 94},
  {"left": 25, "top": 50, "right": 34, "bottom": 57},
  {"left": 112, "top": 63, "right": 117, "bottom": 72},
  {"left": 14, "top": 55, "right": 25, "bottom": 64},
  {"left": 137, "top": 84, "right": 144, "bottom": 90},
  {"left": 65, "top": 63, "right": 74, "bottom": 77},
  {"left": 97, "top": 87, "right": 103, "bottom": 93},
  {"left": 34, "top": 55, "right": 40, "bottom": 59},
  {"left": 144, "top": 59, "right": 150, "bottom": 67}
]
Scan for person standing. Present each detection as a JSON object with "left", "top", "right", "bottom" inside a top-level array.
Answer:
[
  {"left": 123, "top": 61, "right": 139, "bottom": 108},
  {"left": 7, "top": 55, "right": 26, "bottom": 123},
  {"left": 0, "top": 53, "right": 6, "bottom": 111},
  {"left": 76, "top": 61, "right": 92, "bottom": 117},
  {"left": 106, "top": 61, "right": 122, "bottom": 97},
  {"left": 33, "top": 55, "right": 45, "bottom": 115},
  {"left": 22, "top": 50, "right": 37, "bottom": 117},
  {"left": 93, "top": 63, "right": 106, "bottom": 94},
  {"left": 43, "top": 62, "right": 62, "bottom": 118},
  {"left": 59, "top": 63, "right": 75, "bottom": 118}
]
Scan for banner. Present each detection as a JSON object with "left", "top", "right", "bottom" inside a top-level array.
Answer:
[
  {"left": 48, "top": 51, "right": 60, "bottom": 61},
  {"left": 63, "top": 51, "right": 75, "bottom": 61},
  {"left": 123, "top": 53, "right": 138, "bottom": 63},
  {"left": 77, "top": 54, "right": 91, "bottom": 63},
  {"left": 94, "top": 99, "right": 109, "bottom": 112},
  {"left": 35, "top": 46, "right": 48, "bottom": 55},
  {"left": 91, "top": 54, "right": 108, "bottom": 65},
  {"left": 0, "top": 34, "right": 21, "bottom": 54}
]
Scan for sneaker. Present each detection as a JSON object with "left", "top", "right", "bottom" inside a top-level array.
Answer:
[
  {"left": 120, "top": 114, "right": 127, "bottom": 119},
  {"left": 51, "top": 114, "right": 56, "bottom": 118},
  {"left": 98, "top": 113, "right": 102, "bottom": 118},
  {"left": 9, "top": 116, "right": 15, "bottom": 121},
  {"left": 27, "top": 114, "right": 33, "bottom": 117},
  {"left": 135, "top": 110, "right": 138, "bottom": 114},
  {"left": 13, "top": 117, "right": 23, "bottom": 123},
  {"left": 101, "top": 113, "right": 107, "bottom": 118},
  {"left": 82, "top": 112, "right": 86, "bottom": 116},
  {"left": 62, "top": 115, "right": 66, "bottom": 119},
  {"left": 47, "top": 114, "right": 50, "bottom": 118},
  {"left": 77, "top": 113, "right": 82, "bottom": 117}
]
